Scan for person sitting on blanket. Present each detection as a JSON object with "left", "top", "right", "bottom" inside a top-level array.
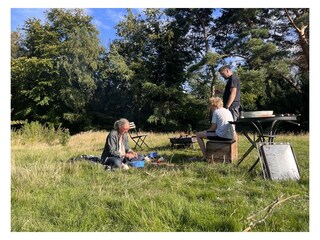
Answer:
[
  {"left": 101, "top": 118, "right": 138, "bottom": 170},
  {"left": 196, "top": 97, "right": 235, "bottom": 160}
]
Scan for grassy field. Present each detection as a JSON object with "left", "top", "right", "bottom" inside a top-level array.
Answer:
[{"left": 11, "top": 131, "right": 309, "bottom": 232}]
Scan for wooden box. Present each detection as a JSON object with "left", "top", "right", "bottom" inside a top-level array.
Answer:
[{"left": 206, "top": 140, "right": 238, "bottom": 163}]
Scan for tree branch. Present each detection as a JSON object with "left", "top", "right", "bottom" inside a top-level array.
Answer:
[
  {"left": 243, "top": 194, "right": 300, "bottom": 232},
  {"left": 284, "top": 9, "right": 301, "bottom": 34},
  {"left": 281, "top": 74, "right": 302, "bottom": 93},
  {"left": 284, "top": 8, "right": 309, "bottom": 69}
]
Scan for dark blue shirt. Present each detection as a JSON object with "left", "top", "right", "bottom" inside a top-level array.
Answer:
[{"left": 223, "top": 74, "right": 241, "bottom": 108}]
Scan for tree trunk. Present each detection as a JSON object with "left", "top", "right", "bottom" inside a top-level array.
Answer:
[
  {"left": 210, "top": 72, "right": 216, "bottom": 97},
  {"left": 285, "top": 9, "right": 309, "bottom": 71}
]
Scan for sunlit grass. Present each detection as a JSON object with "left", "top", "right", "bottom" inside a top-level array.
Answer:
[{"left": 11, "top": 131, "right": 309, "bottom": 232}]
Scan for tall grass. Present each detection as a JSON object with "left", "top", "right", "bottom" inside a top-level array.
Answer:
[
  {"left": 11, "top": 121, "right": 70, "bottom": 146},
  {"left": 11, "top": 130, "right": 309, "bottom": 232}
]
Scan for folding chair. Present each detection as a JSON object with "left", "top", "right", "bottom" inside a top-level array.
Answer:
[{"left": 128, "top": 122, "right": 150, "bottom": 150}]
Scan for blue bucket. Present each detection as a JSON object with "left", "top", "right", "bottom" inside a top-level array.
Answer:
[{"left": 128, "top": 160, "right": 145, "bottom": 168}]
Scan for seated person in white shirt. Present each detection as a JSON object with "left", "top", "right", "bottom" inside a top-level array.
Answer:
[{"left": 196, "top": 97, "right": 235, "bottom": 160}]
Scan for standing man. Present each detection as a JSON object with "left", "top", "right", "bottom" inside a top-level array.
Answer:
[{"left": 219, "top": 65, "right": 241, "bottom": 121}]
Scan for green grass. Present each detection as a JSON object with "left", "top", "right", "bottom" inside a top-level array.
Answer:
[{"left": 11, "top": 131, "right": 309, "bottom": 232}]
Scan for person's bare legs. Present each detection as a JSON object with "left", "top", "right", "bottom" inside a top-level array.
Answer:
[{"left": 196, "top": 131, "right": 208, "bottom": 158}]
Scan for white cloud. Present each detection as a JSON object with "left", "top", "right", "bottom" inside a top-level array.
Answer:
[
  {"left": 92, "top": 18, "right": 111, "bottom": 30},
  {"left": 104, "top": 8, "right": 126, "bottom": 23}
]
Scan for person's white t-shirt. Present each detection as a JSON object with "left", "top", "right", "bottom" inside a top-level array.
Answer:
[{"left": 211, "top": 108, "right": 235, "bottom": 139}]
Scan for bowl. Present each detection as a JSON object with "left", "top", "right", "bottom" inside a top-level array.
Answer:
[{"left": 242, "top": 110, "right": 274, "bottom": 118}]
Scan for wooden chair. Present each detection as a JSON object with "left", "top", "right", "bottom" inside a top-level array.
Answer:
[{"left": 128, "top": 122, "right": 150, "bottom": 150}]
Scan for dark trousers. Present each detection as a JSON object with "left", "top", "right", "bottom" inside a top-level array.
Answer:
[
  {"left": 207, "top": 135, "right": 232, "bottom": 141},
  {"left": 229, "top": 106, "right": 242, "bottom": 121},
  {"left": 104, "top": 157, "right": 124, "bottom": 168}
]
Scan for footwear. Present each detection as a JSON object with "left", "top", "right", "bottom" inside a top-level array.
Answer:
[
  {"left": 105, "top": 165, "right": 112, "bottom": 171},
  {"left": 121, "top": 164, "right": 129, "bottom": 170}
]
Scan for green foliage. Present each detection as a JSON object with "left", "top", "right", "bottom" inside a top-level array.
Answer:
[
  {"left": 11, "top": 57, "right": 58, "bottom": 121},
  {"left": 267, "top": 59, "right": 291, "bottom": 77},
  {"left": 94, "top": 8, "right": 199, "bottom": 131},
  {"left": 237, "top": 67, "right": 268, "bottom": 110},
  {"left": 107, "top": 44, "right": 134, "bottom": 81},
  {"left": 12, "top": 121, "right": 70, "bottom": 145},
  {"left": 215, "top": 8, "right": 308, "bottom": 122},
  {"left": 247, "top": 39, "right": 277, "bottom": 67},
  {"left": 11, "top": 31, "right": 24, "bottom": 59},
  {"left": 11, "top": 8, "right": 102, "bottom": 132},
  {"left": 11, "top": 8, "right": 309, "bottom": 132}
]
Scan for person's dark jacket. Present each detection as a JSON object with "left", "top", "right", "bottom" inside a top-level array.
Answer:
[{"left": 101, "top": 129, "right": 132, "bottom": 162}]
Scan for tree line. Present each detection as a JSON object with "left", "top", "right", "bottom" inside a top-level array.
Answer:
[{"left": 11, "top": 8, "right": 309, "bottom": 133}]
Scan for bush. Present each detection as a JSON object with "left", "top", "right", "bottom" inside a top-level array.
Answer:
[{"left": 11, "top": 121, "right": 70, "bottom": 146}]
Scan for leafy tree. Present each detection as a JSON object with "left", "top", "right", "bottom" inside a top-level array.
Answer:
[
  {"left": 11, "top": 57, "right": 58, "bottom": 122},
  {"left": 97, "top": 8, "right": 199, "bottom": 131},
  {"left": 213, "top": 8, "right": 309, "bottom": 130},
  {"left": 11, "top": 9, "right": 102, "bottom": 132},
  {"left": 11, "top": 8, "right": 309, "bottom": 132},
  {"left": 166, "top": 8, "right": 223, "bottom": 99},
  {"left": 88, "top": 43, "right": 135, "bottom": 129},
  {"left": 11, "top": 31, "right": 24, "bottom": 59}
]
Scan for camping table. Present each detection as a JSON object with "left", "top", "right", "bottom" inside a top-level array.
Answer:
[{"left": 230, "top": 114, "right": 300, "bottom": 171}]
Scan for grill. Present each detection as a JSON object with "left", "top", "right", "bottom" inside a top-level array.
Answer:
[{"left": 169, "top": 135, "right": 197, "bottom": 148}]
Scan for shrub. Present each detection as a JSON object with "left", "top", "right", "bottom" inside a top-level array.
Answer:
[{"left": 11, "top": 121, "right": 70, "bottom": 146}]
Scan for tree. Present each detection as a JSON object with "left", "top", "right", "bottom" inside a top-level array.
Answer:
[
  {"left": 166, "top": 8, "right": 223, "bottom": 98},
  {"left": 213, "top": 8, "right": 309, "bottom": 130},
  {"left": 11, "top": 31, "right": 24, "bottom": 59},
  {"left": 100, "top": 8, "right": 199, "bottom": 131},
  {"left": 11, "top": 8, "right": 309, "bottom": 132},
  {"left": 11, "top": 8, "right": 103, "bottom": 132},
  {"left": 88, "top": 43, "right": 135, "bottom": 129},
  {"left": 11, "top": 57, "right": 58, "bottom": 122}
]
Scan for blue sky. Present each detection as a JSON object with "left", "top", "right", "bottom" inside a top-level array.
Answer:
[{"left": 11, "top": 8, "right": 144, "bottom": 48}]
